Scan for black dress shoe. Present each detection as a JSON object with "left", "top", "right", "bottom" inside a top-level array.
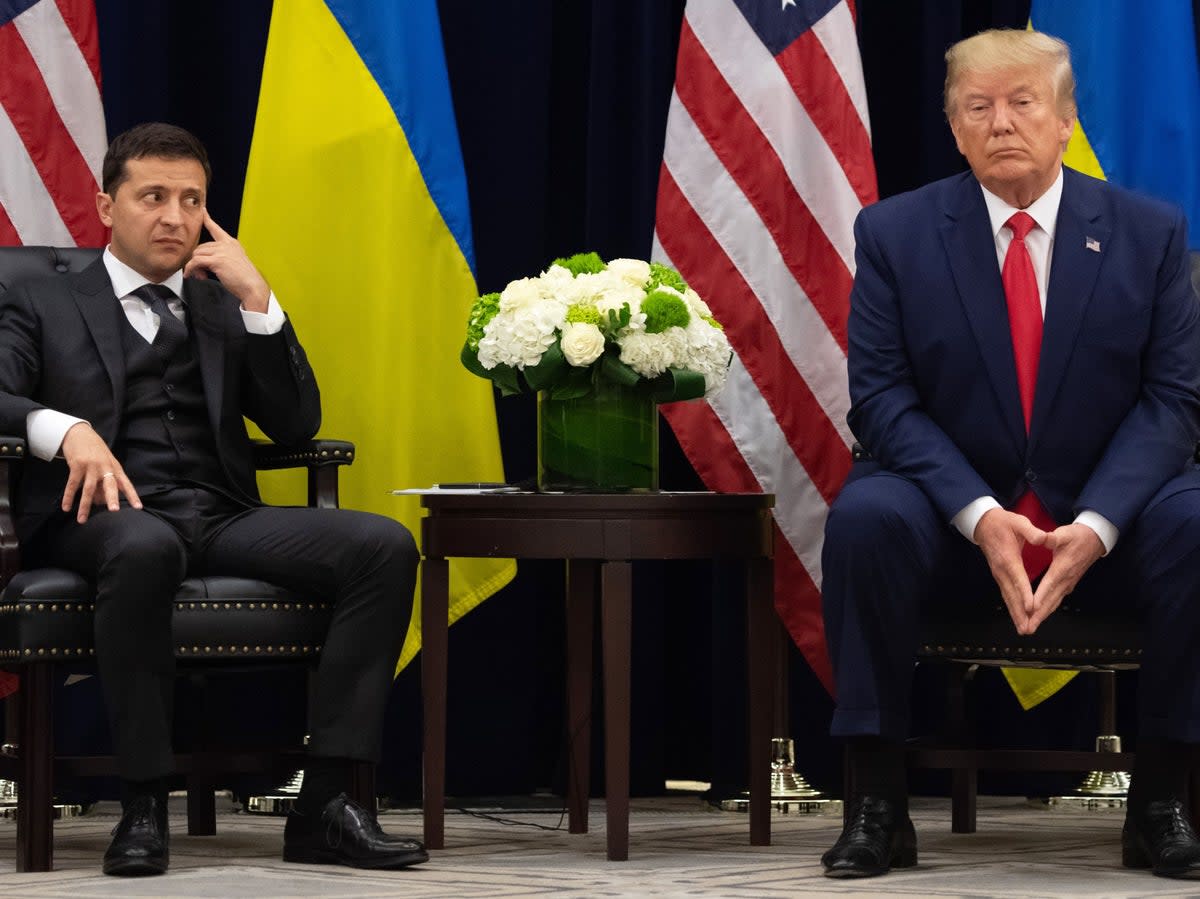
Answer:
[
  {"left": 283, "top": 793, "right": 429, "bottom": 869},
  {"left": 1123, "top": 799, "right": 1200, "bottom": 878},
  {"left": 821, "top": 796, "right": 917, "bottom": 878},
  {"left": 102, "top": 794, "right": 169, "bottom": 876}
]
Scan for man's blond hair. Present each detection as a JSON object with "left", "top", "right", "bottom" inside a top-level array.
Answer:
[{"left": 944, "top": 29, "right": 1076, "bottom": 120}]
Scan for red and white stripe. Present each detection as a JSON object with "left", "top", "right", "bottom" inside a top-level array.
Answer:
[
  {"left": 0, "top": 0, "right": 106, "bottom": 247},
  {"left": 654, "top": 0, "right": 876, "bottom": 692}
]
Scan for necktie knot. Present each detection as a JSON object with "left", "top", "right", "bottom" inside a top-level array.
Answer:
[
  {"left": 131, "top": 284, "right": 187, "bottom": 355},
  {"left": 1006, "top": 211, "right": 1035, "bottom": 242}
]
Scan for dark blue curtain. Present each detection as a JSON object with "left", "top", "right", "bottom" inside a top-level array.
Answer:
[{"left": 60, "top": 0, "right": 1173, "bottom": 801}]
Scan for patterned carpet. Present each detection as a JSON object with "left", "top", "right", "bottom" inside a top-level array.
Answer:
[{"left": 0, "top": 795, "right": 1196, "bottom": 898}]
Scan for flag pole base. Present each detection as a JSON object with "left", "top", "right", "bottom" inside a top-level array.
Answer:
[
  {"left": 1042, "top": 735, "right": 1129, "bottom": 810},
  {"left": 719, "top": 737, "right": 836, "bottom": 814}
]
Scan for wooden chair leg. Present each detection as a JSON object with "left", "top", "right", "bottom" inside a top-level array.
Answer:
[
  {"left": 186, "top": 773, "right": 217, "bottom": 835},
  {"left": 16, "top": 663, "right": 54, "bottom": 872},
  {"left": 350, "top": 760, "right": 375, "bottom": 812},
  {"left": 948, "top": 664, "right": 978, "bottom": 834}
]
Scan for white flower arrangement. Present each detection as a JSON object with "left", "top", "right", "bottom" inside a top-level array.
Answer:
[{"left": 462, "top": 252, "right": 731, "bottom": 402}]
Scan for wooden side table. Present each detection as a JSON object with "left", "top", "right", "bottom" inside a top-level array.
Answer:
[{"left": 419, "top": 491, "right": 776, "bottom": 861}]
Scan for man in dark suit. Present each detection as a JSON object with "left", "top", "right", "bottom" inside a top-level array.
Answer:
[
  {"left": 0, "top": 123, "right": 428, "bottom": 876},
  {"left": 820, "top": 29, "right": 1200, "bottom": 879}
]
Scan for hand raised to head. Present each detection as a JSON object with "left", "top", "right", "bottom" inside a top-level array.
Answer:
[{"left": 183, "top": 209, "right": 271, "bottom": 312}]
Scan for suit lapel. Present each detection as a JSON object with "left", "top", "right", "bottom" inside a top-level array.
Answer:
[
  {"left": 184, "top": 279, "right": 227, "bottom": 435},
  {"left": 939, "top": 175, "right": 1027, "bottom": 457},
  {"left": 71, "top": 258, "right": 126, "bottom": 431},
  {"left": 1028, "top": 168, "right": 1109, "bottom": 449}
]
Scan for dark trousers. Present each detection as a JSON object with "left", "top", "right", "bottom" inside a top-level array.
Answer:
[
  {"left": 29, "top": 488, "right": 418, "bottom": 780},
  {"left": 821, "top": 466, "right": 1200, "bottom": 744}
]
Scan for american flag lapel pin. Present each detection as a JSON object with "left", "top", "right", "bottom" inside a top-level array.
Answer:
[{"left": 1085, "top": 236, "right": 1101, "bottom": 253}]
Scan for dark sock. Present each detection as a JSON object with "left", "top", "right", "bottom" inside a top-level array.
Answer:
[
  {"left": 846, "top": 736, "right": 907, "bottom": 808},
  {"left": 1128, "top": 739, "right": 1190, "bottom": 812},
  {"left": 294, "top": 756, "right": 355, "bottom": 816}
]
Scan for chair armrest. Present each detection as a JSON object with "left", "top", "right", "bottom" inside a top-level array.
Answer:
[
  {"left": 0, "top": 437, "right": 25, "bottom": 586},
  {"left": 251, "top": 439, "right": 356, "bottom": 510}
]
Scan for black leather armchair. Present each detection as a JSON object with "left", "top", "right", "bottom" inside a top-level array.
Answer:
[{"left": 0, "top": 246, "right": 362, "bottom": 871}]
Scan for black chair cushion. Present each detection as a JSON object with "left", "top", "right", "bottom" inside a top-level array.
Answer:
[
  {"left": 0, "top": 568, "right": 332, "bottom": 664},
  {"left": 919, "top": 597, "right": 1142, "bottom": 669}
]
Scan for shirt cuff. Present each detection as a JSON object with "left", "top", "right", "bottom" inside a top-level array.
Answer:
[
  {"left": 1074, "top": 509, "right": 1119, "bottom": 555},
  {"left": 26, "top": 409, "right": 87, "bottom": 461},
  {"left": 241, "top": 292, "right": 284, "bottom": 335},
  {"left": 952, "top": 496, "right": 1001, "bottom": 544}
]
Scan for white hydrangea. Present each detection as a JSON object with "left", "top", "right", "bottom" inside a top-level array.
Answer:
[
  {"left": 477, "top": 298, "right": 566, "bottom": 370},
  {"left": 682, "top": 316, "right": 732, "bottom": 395},
  {"left": 618, "top": 330, "right": 680, "bottom": 378}
]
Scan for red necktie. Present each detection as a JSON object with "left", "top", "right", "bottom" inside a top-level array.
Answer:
[{"left": 1002, "top": 211, "right": 1054, "bottom": 579}]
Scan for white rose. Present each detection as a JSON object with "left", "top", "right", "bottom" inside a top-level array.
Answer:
[
  {"left": 559, "top": 322, "right": 606, "bottom": 367},
  {"left": 683, "top": 287, "right": 713, "bottom": 318},
  {"left": 499, "top": 277, "right": 543, "bottom": 313},
  {"left": 606, "top": 258, "right": 652, "bottom": 287}
]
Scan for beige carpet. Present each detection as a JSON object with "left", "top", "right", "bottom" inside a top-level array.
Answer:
[{"left": 0, "top": 795, "right": 1194, "bottom": 898}]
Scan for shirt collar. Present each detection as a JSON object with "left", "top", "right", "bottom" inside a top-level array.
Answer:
[
  {"left": 102, "top": 247, "right": 186, "bottom": 302},
  {"left": 980, "top": 167, "right": 1064, "bottom": 241}
]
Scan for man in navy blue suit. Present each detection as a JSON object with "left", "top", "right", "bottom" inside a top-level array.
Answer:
[{"left": 820, "top": 29, "right": 1200, "bottom": 879}]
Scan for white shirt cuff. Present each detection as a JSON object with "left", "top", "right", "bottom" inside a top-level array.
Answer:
[
  {"left": 952, "top": 496, "right": 1001, "bottom": 544},
  {"left": 1074, "top": 509, "right": 1119, "bottom": 555},
  {"left": 26, "top": 409, "right": 87, "bottom": 461},
  {"left": 240, "top": 292, "right": 285, "bottom": 335}
]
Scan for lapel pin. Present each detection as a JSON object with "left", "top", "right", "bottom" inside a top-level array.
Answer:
[{"left": 1085, "top": 236, "right": 1101, "bottom": 253}]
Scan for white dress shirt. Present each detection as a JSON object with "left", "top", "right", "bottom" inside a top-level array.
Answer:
[
  {"left": 949, "top": 169, "right": 1118, "bottom": 554},
  {"left": 25, "top": 248, "right": 286, "bottom": 461}
]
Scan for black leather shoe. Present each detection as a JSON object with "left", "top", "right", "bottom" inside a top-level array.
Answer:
[
  {"left": 821, "top": 796, "right": 917, "bottom": 878},
  {"left": 283, "top": 793, "right": 429, "bottom": 869},
  {"left": 1123, "top": 799, "right": 1200, "bottom": 878},
  {"left": 102, "top": 795, "right": 169, "bottom": 876}
]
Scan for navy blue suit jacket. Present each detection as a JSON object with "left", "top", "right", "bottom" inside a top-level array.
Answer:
[{"left": 845, "top": 166, "right": 1200, "bottom": 535}]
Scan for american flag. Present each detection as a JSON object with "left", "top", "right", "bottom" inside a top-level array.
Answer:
[
  {"left": 653, "top": 0, "right": 876, "bottom": 691},
  {"left": 0, "top": 0, "right": 106, "bottom": 247}
]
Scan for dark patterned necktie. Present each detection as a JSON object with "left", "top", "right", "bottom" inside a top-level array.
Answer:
[
  {"left": 1002, "top": 211, "right": 1054, "bottom": 579},
  {"left": 132, "top": 283, "right": 187, "bottom": 357}
]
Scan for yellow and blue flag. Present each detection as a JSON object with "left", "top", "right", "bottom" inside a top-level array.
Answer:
[
  {"left": 1033, "top": 1, "right": 1200, "bottom": 248},
  {"left": 239, "top": 0, "right": 515, "bottom": 671},
  {"left": 1003, "top": 2, "right": 1200, "bottom": 709}
]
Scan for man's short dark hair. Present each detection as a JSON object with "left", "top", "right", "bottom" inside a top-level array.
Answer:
[{"left": 101, "top": 123, "right": 212, "bottom": 195}]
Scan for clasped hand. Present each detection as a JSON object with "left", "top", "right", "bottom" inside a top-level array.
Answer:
[{"left": 974, "top": 508, "right": 1104, "bottom": 635}]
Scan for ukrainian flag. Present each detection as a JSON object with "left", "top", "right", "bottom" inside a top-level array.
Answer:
[
  {"left": 239, "top": 0, "right": 515, "bottom": 671},
  {"left": 1003, "top": 2, "right": 1200, "bottom": 710}
]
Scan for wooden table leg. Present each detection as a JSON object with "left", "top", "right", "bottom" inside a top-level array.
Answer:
[
  {"left": 601, "top": 561, "right": 632, "bottom": 861},
  {"left": 566, "top": 559, "right": 597, "bottom": 834},
  {"left": 421, "top": 556, "right": 449, "bottom": 850},
  {"left": 746, "top": 557, "right": 774, "bottom": 847}
]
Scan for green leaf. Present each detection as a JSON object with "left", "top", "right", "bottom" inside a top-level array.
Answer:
[
  {"left": 524, "top": 341, "right": 569, "bottom": 391},
  {"left": 460, "top": 341, "right": 490, "bottom": 379},
  {"left": 599, "top": 352, "right": 641, "bottom": 388},
  {"left": 649, "top": 367, "right": 706, "bottom": 402}
]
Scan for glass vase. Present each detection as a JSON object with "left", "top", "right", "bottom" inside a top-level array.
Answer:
[{"left": 537, "top": 381, "right": 659, "bottom": 492}]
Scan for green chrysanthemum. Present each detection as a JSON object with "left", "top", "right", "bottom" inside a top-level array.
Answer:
[
  {"left": 465, "top": 292, "right": 501, "bottom": 351},
  {"left": 566, "top": 303, "right": 602, "bottom": 325},
  {"left": 647, "top": 261, "right": 688, "bottom": 294},
  {"left": 552, "top": 251, "right": 606, "bottom": 277},
  {"left": 641, "top": 289, "right": 691, "bottom": 334}
]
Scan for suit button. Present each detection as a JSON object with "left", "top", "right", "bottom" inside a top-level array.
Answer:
[
  {"left": 166, "top": 410, "right": 176, "bottom": 421},
  {"left": 165, "top": 383, "right": 174, "bottom": 392},
  {"left": 1024, "top": 469, "right": 1036, "bottom": 483}
]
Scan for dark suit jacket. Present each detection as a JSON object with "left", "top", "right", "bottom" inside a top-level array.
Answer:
[
  {"left": 0, "top": 257, "right": 321, "bottom": 541},
  {"left": 845, "top": 166, "right": 1200, "bottom": 533}
]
